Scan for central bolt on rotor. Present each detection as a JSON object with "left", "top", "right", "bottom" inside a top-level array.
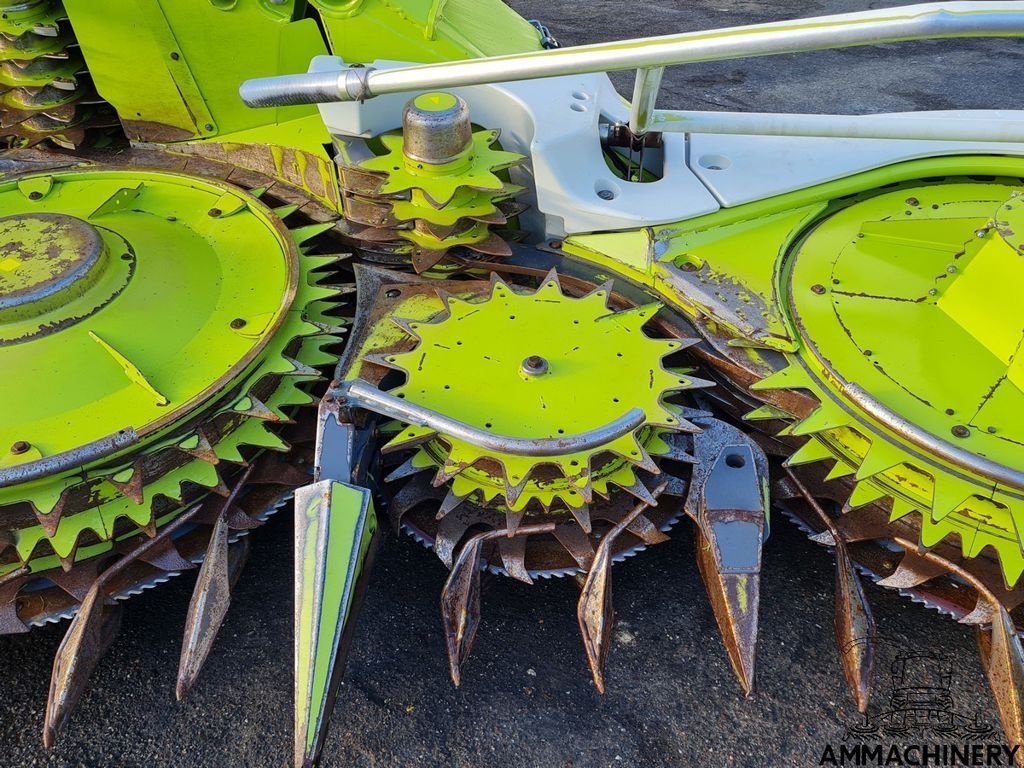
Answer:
[{"left": 521, "top": 355, "right": 549, "bottom": 376}]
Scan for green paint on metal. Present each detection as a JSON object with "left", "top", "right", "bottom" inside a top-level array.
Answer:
[
  {"left": 309, "top": 0, "right": 542, "bottom": 64},
  {"left": 361, "top": 129, "right": 520, "bottom": 206},
  {"left": 0, "top": 168, "right": 345, "bottom": 575},
  {"left": 63, "top": 0, "right": 329, "bottom": 140},
  {"left": 385, "top": 277, "right": 703, "bottom": 512},
  {"left": 294, "top": 479, "right": 377, "bottom": 760},
  {"left": 414, "top": 91, "right": 458, "bottom": 111},
  {"left": 770, "top": 180, "right": 1024, "bottom": 585}
]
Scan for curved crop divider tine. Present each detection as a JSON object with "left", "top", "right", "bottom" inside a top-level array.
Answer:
[
  {"left": 578, "top": 482, "right": 667, "bottom": 694},
  {"left": 685, "top": 420, "right": 769, "bottom": 696},
  {"left": 441, "top": 523, "right": 556, "bottom": 686},
  {"left": 785, "top": 468, "right": 875, "bottom": 713},
  {"left": 176, "top": 464, "right": 256, "bottom": 700},
  {"left": 293, "top": 386, "right": 382, "bottom": 768}
]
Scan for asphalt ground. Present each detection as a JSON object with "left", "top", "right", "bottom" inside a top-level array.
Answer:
[{"left": 3, "top": 2, "right": 1023, "bottom": 767}]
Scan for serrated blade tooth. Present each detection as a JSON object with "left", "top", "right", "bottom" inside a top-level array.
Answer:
[
  {"left": 498, "top": 535, "right": 532, "bottom": 584},
  {"left": 435, "top": 510, "right": 474, "bottom": 570},
  {"left": 383, "top": 450, "right": 432, "bottom": 483},
  {"left": 435, "top": 489, "right": 466, "bottom": 521},
  {"left": 876, "top": 550, "right": 947, "bottom": 588},
  {"left": 569, "top": 503, "right": 592, "bottom": 534}
]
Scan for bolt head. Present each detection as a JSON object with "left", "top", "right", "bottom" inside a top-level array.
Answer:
[
  {"left": 10, "top": 441, "right": 30, "bottom": 455},
  {"left": 811, "top": 284, "right": 826, "bottom": 295},
  {"left": 521, "top": 355, "right": 549, "bottom": 376},
  {"left": 230, "top": 318, "right": 246, "bottom": 330},
  {"left": 951, "top": 425, "right": 970, "bottom": 439}
]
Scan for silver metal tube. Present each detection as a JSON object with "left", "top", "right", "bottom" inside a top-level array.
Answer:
[
  {"left": 629, "top": 67, "right": 665, "bottom": 135},
  {"left": 341, "top": 378, "right": 645, "bottom": 457},
  {"left": 842, "top": 383, "right": 1024, "bottom": 493},
  {"left": 241, "top": 3, "right": 1024, "bottom": 107},
  {"left": 649, "top": 110, "right": 1024, "bottom": 142},
  {"left": 0, "top": 428, "right": 139, "bottom": 487}
]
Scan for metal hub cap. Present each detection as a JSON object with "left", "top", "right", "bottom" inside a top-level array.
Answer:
[{"left": 0, "top": 213, "right": 107, "bottom": 322}]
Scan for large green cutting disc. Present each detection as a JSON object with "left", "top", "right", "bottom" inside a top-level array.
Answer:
[
  {"left": 769, "top": 182, "right": 1024, "bottom": 583},
  {"left": 0, "top": 168, "right": 342, "bottom": 573},
  {"left": 1, "top": 171, "right": 297, "bottom": 457}
]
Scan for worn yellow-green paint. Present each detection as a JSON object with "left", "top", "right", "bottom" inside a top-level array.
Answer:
[
  {"left": 295, "top": 481, "right": 376, "bottom": 756},
  {"left": 0, "top": 170, "right": 343, "bottom": 574},
  {"left": 386, "top": 278, "right": 700, "bottom": 511}
]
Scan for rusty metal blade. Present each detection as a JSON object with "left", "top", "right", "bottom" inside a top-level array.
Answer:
[
  {"left": 978, "top": 606, "right": 1024, "bottom": 751},
  {"left": 498, "top": 535, "right": 532, "bottom": 584},
  {"left": 440, "top": 536, "right": 485, "bottom": 687},
  {"left": 835, "top": 541, "right": 875, "bottom": 713},
  {"left": 175, "top": 512, "right": 232, "bottom": 700},
  {"left": 876, "top": 550, "right": 948, "bottom": 589},
  {"left": 686, "top": 429, "right": 769, "bottom": 696},
  {"left": 577, "top": 485, "right": 666, "bottom": 694},
  {"left": 694, "top": 526, "right": 760, "bottom": 696},
  {"left": 43, "top": 587, "right": 122, "bottom": 748}
]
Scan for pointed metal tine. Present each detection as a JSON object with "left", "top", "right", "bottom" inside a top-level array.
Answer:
[
  {"left": 435, "top": 488, "right": 465, "bottom": 521},
  {"left": 175, "top": 511, "right": 232, "bottom": 700},
  {"left": 435, "top": 510, "right": 474, "bottom": 570},
  {"left": 383, "top": 452, "right": 431, "bottom": 484},
  {"left": 876, "top": 551, "right": 948, "bottom": 589},
  {"left": 504, "top": 510, "right": 524, "bottom": 537},
  {"left": 834, "top": 540, "right": 875, "bottom": 713},
  {"left": 577, "top": 484, "right": 666, "bottom": 693},
  {"left": 625, "top": 513, "right": 670, "bottom": 546},
  {"left": 498, "top": 535, "right": 532, "bottom": 585},
  {"left": 293, "top": 479, "right": 379, "bottom": 768},
  {"left": 785, "top": 466, "right": 875, "bottom": 713},
  {"left": 978, "top": 606, "right": 1024, "bottom": 752},
  {"left": 440, "top": 534, "right": 486, "bottom": 687},
  {"left": 554, "top": 524, "right": 596, "bottom": 571},
  {"left": 619, "top": 477, "right": 658, "bottom": 507},
  {"left": 44, "top": 586, "right": 122, "bottom": 748},
  {"left": 694, "top": 526, "right": 759, "bottom": 695},
  {"left": 569, "top": 503, "right": 592, "bottom": 534},
  {"left": 138, "top": 538, "right": 195, "bottom": 573}
]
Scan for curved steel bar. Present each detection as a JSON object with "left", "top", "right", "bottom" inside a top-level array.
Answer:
[
  {"left": 843, "top": 383, "right": 1024, "bottom": 493},
  {"left": 340, "top": 378, "right": 644, "bottom": 457},
  {"left": 241, "top": 2, "right": 1024, "bottom": 107},
  {"left": 0, "top": 428, "right": 140, "bottom": 488}
]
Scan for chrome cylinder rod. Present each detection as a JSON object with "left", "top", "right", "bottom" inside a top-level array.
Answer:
[
  {"left": 241, "top": 2, "right": 1024, "bottom": 107},
  {"left": 646, "top": 110, "right": 1024, "bottom": 142}
]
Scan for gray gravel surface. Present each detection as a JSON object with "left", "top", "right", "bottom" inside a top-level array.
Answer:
[{"left": 2, "top": 2, "right": 1022, "bottom": 767}]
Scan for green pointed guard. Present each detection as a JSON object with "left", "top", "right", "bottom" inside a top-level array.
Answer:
[{"left": 293, "top": 479, "right": 378, "bottom": 768}]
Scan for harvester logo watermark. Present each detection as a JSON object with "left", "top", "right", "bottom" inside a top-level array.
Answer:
[{"left": 819, "top": 648, "right": 1018, "bottom": 766}]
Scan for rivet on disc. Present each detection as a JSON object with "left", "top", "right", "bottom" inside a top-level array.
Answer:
[
  {"left": 10, "top": 440, "right": 30, "bottom": 455},
  {"left": 951, "top": 425, "right": 970, "bottom": 439}
]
